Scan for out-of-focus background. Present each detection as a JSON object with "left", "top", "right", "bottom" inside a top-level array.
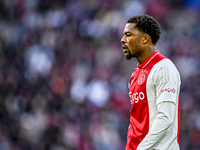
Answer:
[{"left": 0, "top": 0, "right": 200, "bottom": 150}]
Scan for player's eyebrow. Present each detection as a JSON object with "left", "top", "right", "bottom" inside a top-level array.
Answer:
[{"left": 123, "top": 31, "right": 131, "bottom": 35}]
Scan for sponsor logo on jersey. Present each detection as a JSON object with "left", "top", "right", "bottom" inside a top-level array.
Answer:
[
  {"left": 129, "top": 92, "right": 145, "bottom": 104},
  {"left": 138, "top": 74, "right": 146, "bottom": 85},
  {"left": 158, "top": 88, "right": 176, "bottom": 94}
]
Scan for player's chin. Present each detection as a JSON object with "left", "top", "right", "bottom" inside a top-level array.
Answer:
[{"left": 125, "top": 54, "right": 132, "bottom": 60}]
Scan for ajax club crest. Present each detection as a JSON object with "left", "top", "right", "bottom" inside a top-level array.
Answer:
[{"left": 138, "top": 74, "right": 146, "bottom": 85}]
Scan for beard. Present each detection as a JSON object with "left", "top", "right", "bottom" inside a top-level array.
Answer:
[{"left": 125, "top": 51, "right": 133, "bottom": 60}]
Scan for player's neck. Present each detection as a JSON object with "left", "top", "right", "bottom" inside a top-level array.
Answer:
[{"left": 137, "top": 45, "right": 156, "bottom": 64}]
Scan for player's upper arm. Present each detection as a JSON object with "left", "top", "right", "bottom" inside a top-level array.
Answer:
[{"left": 150, "top": 59, "right": 181, "bottom": 104}]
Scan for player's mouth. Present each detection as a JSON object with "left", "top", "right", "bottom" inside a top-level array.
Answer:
[{"left": 122, "top": 45, "right": 128, "bottom": 53}]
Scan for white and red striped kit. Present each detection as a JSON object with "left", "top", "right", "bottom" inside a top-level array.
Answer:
[{"left": 126, "top": 51, "right": 181, "bottom": 150}]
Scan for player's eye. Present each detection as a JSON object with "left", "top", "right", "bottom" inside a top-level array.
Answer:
[{"left": 126, "top": 33, "right": 131, "bottom": 36}]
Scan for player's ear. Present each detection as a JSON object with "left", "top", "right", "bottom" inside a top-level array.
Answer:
[{"left": 142, "top": 34, "right": 150, "bottom": 44}]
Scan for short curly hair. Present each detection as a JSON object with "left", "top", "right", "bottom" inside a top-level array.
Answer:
[{"left": 127, "top": 14, "right": 161, "bottom": 44}]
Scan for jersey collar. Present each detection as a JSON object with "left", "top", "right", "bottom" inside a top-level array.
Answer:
[{"left": 137, "top": 51, "right": 160, "bottom": 69}]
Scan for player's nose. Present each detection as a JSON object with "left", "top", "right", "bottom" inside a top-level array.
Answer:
[{"left": 121, "top": 35, "right": 126, "bottom": 43}]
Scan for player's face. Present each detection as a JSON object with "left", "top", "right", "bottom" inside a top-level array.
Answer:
[{"left": 121, "top": 23, "right": 144, "bottom": 60}]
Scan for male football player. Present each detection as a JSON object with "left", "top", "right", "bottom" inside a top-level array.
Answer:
[{"left": 121, "top": 14, "right": 181, "bottom": 150}]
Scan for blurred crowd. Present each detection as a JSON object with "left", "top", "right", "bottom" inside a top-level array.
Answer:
[{"left": 0, "top": 0, "right": 200, "bottom": 150}]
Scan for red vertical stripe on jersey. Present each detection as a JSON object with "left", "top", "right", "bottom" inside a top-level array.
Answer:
[{"left": 177, "top": 93, "right": 180, "bottom": 144}]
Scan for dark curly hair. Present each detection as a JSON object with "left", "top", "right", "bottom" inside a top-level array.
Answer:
[{"left": 127, "top": 14, "right": 161, "bottom": 44}]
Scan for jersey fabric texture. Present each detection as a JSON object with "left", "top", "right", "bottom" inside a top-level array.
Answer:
[{"left": 126, "top": 51, "right": 181, "bottom": 150}]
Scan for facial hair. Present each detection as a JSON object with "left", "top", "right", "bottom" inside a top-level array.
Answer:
[{"left": 126, "top": 51, "right": 132, "bottom": 60}]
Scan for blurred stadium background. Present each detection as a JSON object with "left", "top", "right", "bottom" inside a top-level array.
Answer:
[{"left": 0, "top": 0, "right": 200, "bottom": 150}]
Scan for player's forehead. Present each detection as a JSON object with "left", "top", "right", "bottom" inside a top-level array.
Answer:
[{"left": 123, "top": 23, "right": 139, "bottom": 33}]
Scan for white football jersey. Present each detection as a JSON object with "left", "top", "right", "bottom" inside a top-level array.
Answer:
[{"left": 126, "top": 51, "right": 181, "bottom": 150}]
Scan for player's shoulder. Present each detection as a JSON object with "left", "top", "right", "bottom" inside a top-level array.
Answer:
[
  {"left": 151, "top": 58, "right": 180, "bottom": 83},
  {"left": 155, "top": 58, "right": 177, "bottom": 71}
]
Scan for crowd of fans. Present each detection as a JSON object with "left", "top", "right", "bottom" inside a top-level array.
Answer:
[{"left": 0, "top": 0, "right": 200, "bottom": 149}]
